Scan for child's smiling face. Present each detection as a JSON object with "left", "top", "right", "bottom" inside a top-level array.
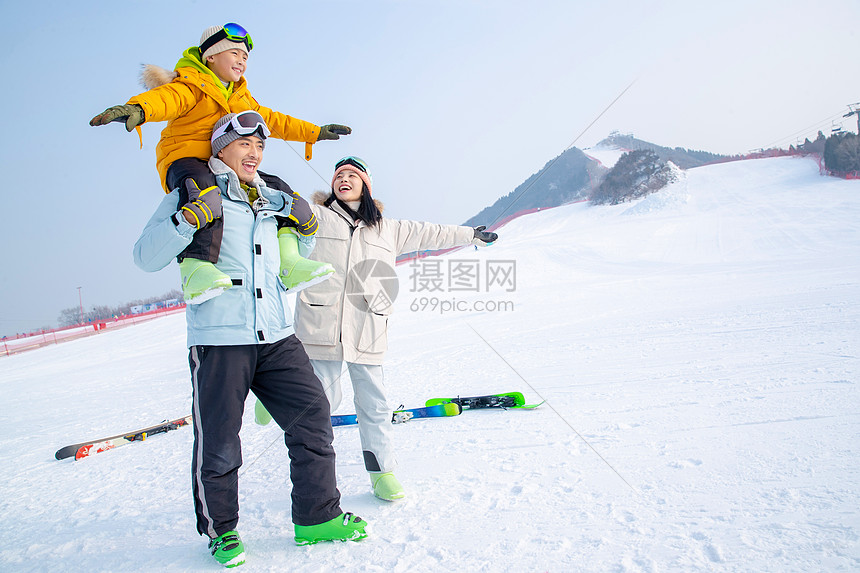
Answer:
[{"left": 206, "top": 48, "right": 248, "bottom": 83}]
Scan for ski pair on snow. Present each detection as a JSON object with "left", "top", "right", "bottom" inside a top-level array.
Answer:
[
  {"left": 54, "top": 404, "right": 463, "bottom": 461},
  {"left": 55, "top": 392, "right": 539, "bottom": 461}
]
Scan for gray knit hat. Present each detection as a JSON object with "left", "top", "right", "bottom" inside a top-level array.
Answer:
[
  {"left": 211, "top": 112, "right": 269, "bottom": 157},
  {"left": 199, "top": 24, "right": 250, "bottom": 60}
]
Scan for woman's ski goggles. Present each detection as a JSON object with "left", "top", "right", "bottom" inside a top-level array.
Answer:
[
  {"left": 335, "top": 156, "right": 371, "bottom": 176},
  {"left": 212, "top": 111, "right": 270, "bottom": 142},
  {"left": 199, "top": 22, "right": 254, "bottom": 55}
]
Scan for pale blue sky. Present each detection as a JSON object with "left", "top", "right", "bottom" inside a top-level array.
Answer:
[{"left": 1, "top": 0, "right": 857, "bottom": 335}]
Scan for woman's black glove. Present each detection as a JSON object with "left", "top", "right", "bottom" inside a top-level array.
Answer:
[{"left": 472, "top": 225, "right": 498, "bottom": 246}]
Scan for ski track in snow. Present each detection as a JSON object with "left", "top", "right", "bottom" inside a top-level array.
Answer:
[{"left": 1, "top": 156, "right": 858, "bottom": 572}]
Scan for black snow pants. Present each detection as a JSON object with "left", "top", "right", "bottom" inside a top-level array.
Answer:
[{"left": 188, "top": 335, "right": 342, "bottom": 538}]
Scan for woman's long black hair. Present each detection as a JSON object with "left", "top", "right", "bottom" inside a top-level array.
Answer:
[{"left": 324, "top": 183, "right": 383, "bottom": 228}]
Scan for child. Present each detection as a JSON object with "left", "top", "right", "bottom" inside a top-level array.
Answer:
[
  {"left": 91, "top": 23, "right": 347, "bottom": 303},
  {"left": 257, "top": 156, "right": 498, "bottom": 501}
]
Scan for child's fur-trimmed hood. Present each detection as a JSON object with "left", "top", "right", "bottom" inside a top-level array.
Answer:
[{"left": 140, "top": 64, "right": 178, "bottom": 90}]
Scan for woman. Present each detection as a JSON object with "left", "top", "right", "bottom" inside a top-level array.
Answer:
[{"left": 258, "top": 156, "right": 497, "bottom": 501}]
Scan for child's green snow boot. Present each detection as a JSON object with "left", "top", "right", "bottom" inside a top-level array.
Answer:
[
  {"left": 277, "top": 228, "right": 334, "bottom": 292},
  {"left": 208, "top": 530, "right": 245, "bottom": 568},
  {"left": 254, "top": 398, "right": 273, "bottom": 426},
  {"left": 179, "top": 258, "right": 232, "bottom": 304},
  {"left": 294, "top": 512, "right": 369, "bottom": 545},
  {"left": 370, "top": 471, "right": 406, "bottom": 501}
]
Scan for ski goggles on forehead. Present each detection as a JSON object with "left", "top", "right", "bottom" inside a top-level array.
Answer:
[
  {"left": 335, "top": 156, "right": 370, "bottom": 174},
  {"left": 199, "top": 22, "right": 254, "bottom": 54},
  {"left": 212, "top": 111, "right": 271, "bottom": 142}
]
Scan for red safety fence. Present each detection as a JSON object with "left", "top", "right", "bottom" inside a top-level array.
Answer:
[{"left": 2, "top": 304, "right": 186, "bottom": 357}]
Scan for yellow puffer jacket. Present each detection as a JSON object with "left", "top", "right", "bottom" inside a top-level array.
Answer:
[{"left": 128, "top": 48, "right": 321, "bottom": 192}]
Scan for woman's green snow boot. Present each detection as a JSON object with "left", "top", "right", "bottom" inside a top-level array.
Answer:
[
  {"left": 208, "top": 530, "right": 245, "bottom": 568},
  {"left": 179, "top": 258, "right": 232, "bottom": 304},
  {"left": 370, "top": 471, "right": 406, "bottom": 501},
  {"left": 294, "top": 512, "right": 369, "bottom": 545},
  {"left": 278, "top": 228, "right": 334, "bottom": 292}
]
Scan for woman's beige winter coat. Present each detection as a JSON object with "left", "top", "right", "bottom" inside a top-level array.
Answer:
[{"left": 294, "top": 193, "right": 475, "bottom": 365}]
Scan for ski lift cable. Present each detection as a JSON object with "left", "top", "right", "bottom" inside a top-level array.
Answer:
[
  {"left": 465, "top": 322, "right": 639, "bottom": 494},
  {"left": 485, "top": 78, "right": 638, "bottom": 228},
  {"left": 762, "top": 109, "right": 849, "bottom": 149},
  {"left": 280, "top": 79, "right": 637, "bottom": 227},
  {"left": 285, "top": 143, "right": 335, "bottom": 188}
]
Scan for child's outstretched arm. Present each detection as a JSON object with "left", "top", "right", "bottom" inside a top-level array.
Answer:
[
  {"left": 89, "top": 81, "right": 198, "bottom": 129},
  {"left": 89, "top": 104, "right": 145, "bottom": 132}
]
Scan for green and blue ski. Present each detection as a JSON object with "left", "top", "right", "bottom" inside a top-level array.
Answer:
[
  {"left": 331, "top": 402, "right": 462, "bottom": 427},
  {"left": 426, "top": 392, "right": 543, "bottom": 410}
]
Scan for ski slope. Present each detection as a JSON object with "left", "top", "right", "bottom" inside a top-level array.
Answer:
[{"left": 1, "top": 156, "right": 858, "bottom": 572}]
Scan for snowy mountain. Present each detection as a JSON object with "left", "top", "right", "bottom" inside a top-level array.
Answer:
[
  {"left": 462, "top": 146, "right": 604, "bottom": 227},
  {"left": 463, "top": 134, "right": 733, "bottom": 229},
  {"left": 598, "top": 132, "right": 731, "bottom": 168},
  {"left": 2, "top": 156, "right": 858, "bottom": 572}
]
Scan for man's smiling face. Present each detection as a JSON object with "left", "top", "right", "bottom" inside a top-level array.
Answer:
[{"left": 218, "top": 135, "right": 264, "bottom": 184}]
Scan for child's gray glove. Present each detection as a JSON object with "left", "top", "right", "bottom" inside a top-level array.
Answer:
[
  {"left": 89, "top": 104, "right": 145, "bottom": 132},
  {"left": 472, "top": 226, "right": 498, "bottom": 247},
  {"left": 285, "top": 190, "right": 318, "bottom": 236},
  {"left": 180, "top": 180, "right": 222, "bottom": 229},
  {"left": 317, "top": 124, "right": 352, "bottom": 141}
]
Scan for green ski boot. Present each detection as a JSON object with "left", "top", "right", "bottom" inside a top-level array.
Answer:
[
  {"left": 208, "top": 530, "right": 245, "bottom": 568},
  {"left": 179, "top": 258, "right": 232, "bottom": 304},
  {"left": 294, "top": 512, "right": 369, "bottom": 545},
  {"left": 278, "top": 228, "right": 334, "bottom": 292},
  {"left": 370, "top": 471, "right": 406, "bottom": 501},
  {"left": 254, "top": 398, "right": 273, "bottom": 426}
]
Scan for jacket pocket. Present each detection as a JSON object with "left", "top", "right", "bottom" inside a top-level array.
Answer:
[
  {"left": 295, "top": 289, "right": 340, "bottom": 346},
  {"left": 356, "top": 294, "right": 391, "bottom": 354},
  {"left": 362, "top": 230, "right": 394, "bottom": 260},
  {"left": 187, "top": 272, "right": 249, "bottom": 328}
]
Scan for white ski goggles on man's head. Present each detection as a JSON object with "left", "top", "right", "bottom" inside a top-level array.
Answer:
[{"left": 211, "top": 110, "right": 271, "bottom": 143}]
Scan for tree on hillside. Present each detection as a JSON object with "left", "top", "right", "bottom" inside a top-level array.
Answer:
[
  {"left": 797, "top": 131, "right": 827, "bottom": 155},
  {"left": 824, "top": 132, "right": 860, "bottom": 173},
  {"left": 58, "top": 307, "right": 83, "bottom": 328},
  {"left": 56, "top": 289, "right": 183, "bottom": 327},
  {"left": 590, "top": 149, "right": 678, "bottom": 205}
]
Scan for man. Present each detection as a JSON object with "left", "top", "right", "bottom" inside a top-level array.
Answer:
[{"left": 133, "top": 111, "right": 367, "bottom": 569}]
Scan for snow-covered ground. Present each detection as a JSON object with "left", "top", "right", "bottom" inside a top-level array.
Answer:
[{"left": 1, "top": 156, "right": 858, "bottom": 572}]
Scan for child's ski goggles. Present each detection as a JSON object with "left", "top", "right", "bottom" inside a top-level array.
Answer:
[
  {"left": 212, "top": 111, "right": 270, "bottom": 142},
  {"left": 200, "top": 23, "right": 254, "bottom": 55}
]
